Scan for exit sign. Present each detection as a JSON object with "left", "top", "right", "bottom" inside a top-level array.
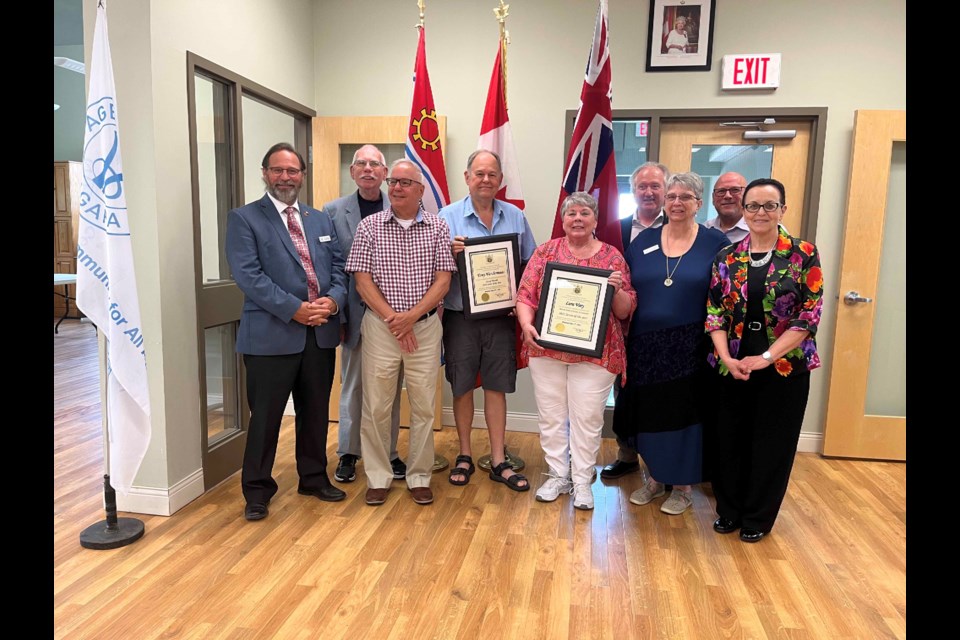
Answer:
[{"left": 722, "top": 54, "right": 781, "bottom": 89}]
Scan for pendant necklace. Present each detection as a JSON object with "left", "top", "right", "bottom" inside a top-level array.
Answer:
[{"left": 663, "top": 234, "right": 685, "bottom": 287}]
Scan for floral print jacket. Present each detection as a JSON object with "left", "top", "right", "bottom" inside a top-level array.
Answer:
[{"left": 705, "top": 226, "right": 823, "bottom": 377}]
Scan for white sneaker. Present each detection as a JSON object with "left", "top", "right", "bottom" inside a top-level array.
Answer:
[
  {"left": 536, "top": 473, "right": 572, "bottom": 502},
  {"left": 660, "top": 488, "right": 693, "bottom": 515},
  {"left": 572, "top": 483, "right": 594, "bottom": 510},
  {"left": 629, "top": 480, "right": 666, "bottom": 506}
]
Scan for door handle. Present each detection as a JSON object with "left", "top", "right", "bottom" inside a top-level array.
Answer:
[{"left": 843, "top": 291, "right": 873, "bottom": 305}]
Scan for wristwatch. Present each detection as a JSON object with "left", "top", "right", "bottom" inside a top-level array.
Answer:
[{"left": 761, "top": 350, "right": 773, "bottom": 362}]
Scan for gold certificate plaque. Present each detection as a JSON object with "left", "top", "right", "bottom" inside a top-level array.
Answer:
[
  {"left": 546, "top": 278, "right": 602, "bottom": 341},
  {"left": 533, "top": 262, "right": 614, "bottom": 358},
  {"left": 456, "top": 233, "right": 521, "bottom": 320},
  {"left": 469, "top": 249, "right": 512, "bottom": 306}
]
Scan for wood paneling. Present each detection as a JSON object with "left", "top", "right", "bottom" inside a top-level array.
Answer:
[{"left": 54, "top": 162, "right": 83, "bottom": 318}]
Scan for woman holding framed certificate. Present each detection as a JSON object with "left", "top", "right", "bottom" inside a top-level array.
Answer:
[
  {"left": 516, "top": 192, "right": 637, "bottom": 511},
  {"left": 612, "top": 172, "right": 729, "bottom": 516}
]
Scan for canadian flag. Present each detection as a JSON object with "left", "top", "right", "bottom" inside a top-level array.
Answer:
[{"left": 477, "top": 45, "right": 525, "bottom": 211}]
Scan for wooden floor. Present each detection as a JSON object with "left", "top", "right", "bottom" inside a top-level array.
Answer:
[{"left": 53, "top": 320, "right": 906, "bottom": 639}]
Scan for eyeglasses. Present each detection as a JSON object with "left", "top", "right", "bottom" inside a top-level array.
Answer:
[
  {"left": 266, "top": 167, "right": 302, "bottom": 177},
  {"left": 386, "top": 177, "right": 420, "bottom": 188},
  {"left": 664, "top": 194, "right": 699, "bottom": 203},
  {"left": 353, "top": 160, "right": 384, "bottom": 168},
  {"left": 713, "top": 187, "right": 744, "bottom": 197},
  {"left": 744, "top": 202, "right": 782, "bottom": 213}
]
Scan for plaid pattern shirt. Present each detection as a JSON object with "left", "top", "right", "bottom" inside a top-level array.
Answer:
[{"left": 345, "top": 207, "right": 456, "bottom": 313}]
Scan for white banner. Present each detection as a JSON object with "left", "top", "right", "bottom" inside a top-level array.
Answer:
[{"left": 76, "top": 1, "right": 151, "bottom": 495}]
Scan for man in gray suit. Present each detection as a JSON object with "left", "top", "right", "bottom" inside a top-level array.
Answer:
[{"left": 324, "top": 144, "right": 404, "bottom": 484}]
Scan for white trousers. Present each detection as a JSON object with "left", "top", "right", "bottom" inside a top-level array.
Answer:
[
  {"left": 360, "top": 311, "right": 441, "bottom": 489},
  {"left": 528, "top": 357, "right": 616, "bottom": 485}
]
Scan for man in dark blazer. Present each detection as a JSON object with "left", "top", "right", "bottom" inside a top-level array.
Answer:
[
  {"left": 605, "top": 161, "right": 670, "bottom": 481},
  {"left": 619, "top": 161, "right": 669, "bottom": 251},
  {"left": 226, "top": 142, "right": 348, "bottom": 521}
]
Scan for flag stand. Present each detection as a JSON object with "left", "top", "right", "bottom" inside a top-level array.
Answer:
[
  {"left": 79, "top": 331, "right": 145, "bottom": 550},
  {"left": 80, "top": 475, "right": 145, "bottom": 550}
]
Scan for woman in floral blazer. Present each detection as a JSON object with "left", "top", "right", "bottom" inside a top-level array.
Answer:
[{"left": 704, "top": 178, "right": 823, "bottom": 544}]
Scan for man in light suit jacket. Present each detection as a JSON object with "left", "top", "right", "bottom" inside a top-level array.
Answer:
[
  {"left": 226, "top": 142, "right": 348, "bottom": 521},
  {"left": 324, "top": 145, "right": 404, "bottom": 485}
]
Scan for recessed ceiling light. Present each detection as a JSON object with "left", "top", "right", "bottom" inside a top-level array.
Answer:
[{"left": 54, "top": 56, "right": 85, "bottom": 74}]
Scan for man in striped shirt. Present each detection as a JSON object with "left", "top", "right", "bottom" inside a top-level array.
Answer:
[{"left": 345, "top": 159, "right": 456, "bottom": 507}]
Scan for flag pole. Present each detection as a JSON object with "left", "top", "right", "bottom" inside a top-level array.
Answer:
[
  {"left": 494, "top": 1, "right": 510, "bottom": 111},
  {"left": 76, "top": 0, "right": 146, "bottom": 550},
  {"left": 81, "top": 332, "right": 145, "bottom": 549},
  {"left": 475, "top": 1, "right": 527, "bottom": 475},
  {"left": 413, "top": 0, "right": 450, "bottom": 474}
]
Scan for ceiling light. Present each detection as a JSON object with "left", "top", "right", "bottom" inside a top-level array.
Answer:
[
  {"left": 54, "top": 104, "right": 61, "bottom": 111},
  {"left": 54, "top": 56, "right": 85, "bottom": 74}
]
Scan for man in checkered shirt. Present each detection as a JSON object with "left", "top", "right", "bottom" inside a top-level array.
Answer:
[{"left": 345, "top": 159, "right": 456, "bottom": 506}]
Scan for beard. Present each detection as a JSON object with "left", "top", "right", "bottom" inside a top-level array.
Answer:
[{"left": 264, "top": 178, "right": 300, "bottom": 205}]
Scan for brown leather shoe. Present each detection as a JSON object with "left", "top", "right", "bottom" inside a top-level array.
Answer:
[
  {"left": 365, "top": 487, "right": 389, "bottom": 505},
  {"left": 410, "top": 486, "right": 434, "bottom": 505}
]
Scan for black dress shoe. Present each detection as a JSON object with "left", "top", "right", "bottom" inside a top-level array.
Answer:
[
  {"left": 244, "top": 502, "right": 268, "bottom": 521},
  {"left": 739, "top": 528, "right": 767, "bottom": 543},
  {"left": 713, "top": 517, "right": 740, "bottom": 534},
  {"left": 298, "top": 484, "right": 347, "bottom": 502},
  {"left": 600, "top": 460, "right": 640, "bottom": 479}
]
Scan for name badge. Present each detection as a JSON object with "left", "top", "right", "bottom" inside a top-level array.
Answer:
[
  {"left": 643, "top": 244, "right": 659, "bottom": 255},
  {"left": 318, "top": 235, "right": 332, "bottom": 243}
]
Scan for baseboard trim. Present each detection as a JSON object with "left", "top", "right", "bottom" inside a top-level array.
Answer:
[
  {"left": 443, "top": 409, "right": 824, "bottom": 453},
  {"left": 115, "top": 467, "right": 205, "bottom": 516}
]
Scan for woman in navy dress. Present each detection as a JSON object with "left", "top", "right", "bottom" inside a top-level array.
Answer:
[{"left": 613, "top": 172, "right": 728, "bottom": 515}]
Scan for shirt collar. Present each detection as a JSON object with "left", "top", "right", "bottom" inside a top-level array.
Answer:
[
  {"left": 386, "top": 205, "right": 427, "bottom": 224},
  {"left": 632, "top": 209, "right": 664, "bottom": 229},
  {"left": 266, "top": 191, "right": 298, "bottom": 215},
  {"left": 463, "top": 196, "right": 501, "bottom": 222}
]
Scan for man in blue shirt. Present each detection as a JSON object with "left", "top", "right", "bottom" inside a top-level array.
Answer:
[{"left": 439, "top": 149, "right": 537, "bottom": 491}]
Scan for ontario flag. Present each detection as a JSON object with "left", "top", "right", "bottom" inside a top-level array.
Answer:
[
  {"left": 406, "top": 26, "right": 450, "bottom": 214},
  {"left": 551, "top": 0, "right": 622, "bottom": 253},
  {"left": 477, "top": 44, "right": 524, "bottom": 211}
]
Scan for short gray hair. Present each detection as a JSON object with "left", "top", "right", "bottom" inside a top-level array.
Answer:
[
  {"left": 466, "top": 149, "right": 503, "bottom": 173},
  {"left": 666, "top": 171, "right": 704, "bottom": 199},
  {"left": 560, "top": 191, "right": 599, "bottom": 218},
  {"left": 630, "top": 161, "right": 670, "bottom": 188},
  {"left": 351, "top": 145, "right": 386, "bottom": 166},
  {"left": 388, "top": 158, "right": 424, "bottom": 184}
]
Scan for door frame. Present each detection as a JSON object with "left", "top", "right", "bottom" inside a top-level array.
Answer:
[
  {"left": 186, "top": 52, "right": 316, "bottom": 490},
  {"left": 564, "top": 107, "right": 828, "bottom": 241}
]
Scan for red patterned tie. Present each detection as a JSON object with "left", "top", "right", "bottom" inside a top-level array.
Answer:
[{"left": 284, "top": 207, "right": 320, "bottom": 302}]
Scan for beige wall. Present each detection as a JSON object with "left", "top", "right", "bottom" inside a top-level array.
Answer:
[
  {"left": 79, "top": 0, "right": 903, "bottom": 510},
  {"left": 313, "top": 0, "right": 906, "bottom": 435},
  {"left": 82, "top": 0, "right": 316, "bottom": 498}
]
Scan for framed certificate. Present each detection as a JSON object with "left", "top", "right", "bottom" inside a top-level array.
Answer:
[
  {"left": 533, "top": 262, "right": 614, "bottom": 358},
  {"left": 456, "top": 233, "right": 521, "bottom": 320}
]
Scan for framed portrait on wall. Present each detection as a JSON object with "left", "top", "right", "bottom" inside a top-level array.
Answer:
[{"left": 646, "top": 0, "right": 716, "bottom": 72}]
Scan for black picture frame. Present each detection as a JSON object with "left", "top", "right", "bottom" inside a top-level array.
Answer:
[
  {"left": 533, "top": 262, "right": 614, "bottom": 358},
  {"left": 455, "top": 233, "right": 521, "bottom": 320},
  {"left": 646, "top": 0, "right": 716, "bottom": 72}
]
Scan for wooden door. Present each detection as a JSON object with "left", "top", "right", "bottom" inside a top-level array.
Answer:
[
  {"left": 822, "top": 111, "right": 906, "bottom": 460},
  {"left": 659, "top": 119, "right": 813, "bottom": 235}
]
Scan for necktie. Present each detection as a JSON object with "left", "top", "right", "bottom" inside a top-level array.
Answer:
[{"left": 284, "top": 207, "right": 320, "bottom": 302}]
